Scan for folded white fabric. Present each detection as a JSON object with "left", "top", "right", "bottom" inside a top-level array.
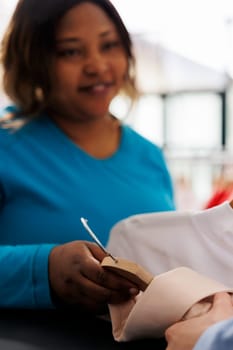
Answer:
[
  {"left": 108, "top": 267, "right": 233, "bottom": 342},
  {"left": 106, "top": 202, "right": 233, "bottom": 286}
]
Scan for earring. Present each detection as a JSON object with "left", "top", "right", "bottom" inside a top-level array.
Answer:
[{"left": 34, "top": 86, "right": 44, "bottom": 102}]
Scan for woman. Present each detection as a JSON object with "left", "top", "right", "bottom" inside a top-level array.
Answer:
[{"left": 0, "top": 0, "right": 175, "bottom": 312}]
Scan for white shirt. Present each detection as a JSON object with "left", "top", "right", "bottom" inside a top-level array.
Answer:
[{"left": 106, "top": 202, "right": 233, "bottom": 286}]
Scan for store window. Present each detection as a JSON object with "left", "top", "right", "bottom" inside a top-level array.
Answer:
[
  {"left": 111, "top": 94, "right": 164, "bottom": 145},
  {"left": 164, "top": 92, "right": 222, "bottom": 150}
]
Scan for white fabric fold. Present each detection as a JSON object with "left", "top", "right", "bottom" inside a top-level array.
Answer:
[{"left": 106, "top": 202, "right": 233, "bottom": 286}]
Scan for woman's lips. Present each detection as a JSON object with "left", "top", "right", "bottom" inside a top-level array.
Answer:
[{"left": 79, "top": 82, "right": 114, "bottom": 94}]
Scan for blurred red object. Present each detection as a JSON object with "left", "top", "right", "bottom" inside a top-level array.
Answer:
[{"left": 204, "top": 181, "right": 233, "bottom": 209}]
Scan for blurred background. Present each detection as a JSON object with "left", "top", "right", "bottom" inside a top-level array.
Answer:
[{"left": 1, "top": 0, "right": 233, "bottom": 210}]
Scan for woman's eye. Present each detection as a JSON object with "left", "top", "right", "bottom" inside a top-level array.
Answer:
[
  {"left": 102, "top": 41, "right": 120, "bottom": 51},
  {"left": 56, "top": 48, "right": 82, "bottom": 58}
]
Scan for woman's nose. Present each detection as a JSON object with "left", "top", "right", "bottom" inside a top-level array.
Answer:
[{"left": 83, "top": 52, "right": 109, "bottom": 75}]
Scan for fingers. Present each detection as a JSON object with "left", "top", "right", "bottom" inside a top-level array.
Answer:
[
  {"left": 209, "top": 292, "right": 233, "bottom": 321},
  {"left": 86, "top": 242, "right": 107, "bottom": 262},
  {"left": 211, "top": 292, "right": 233, "bottom": 308},
  {"left": 49, "top": 241, "right": 139, "bottom": 313},
  {"left": 80, "top": 242, "right": 139, "bottom": 294},
  {"left": 72, "top": 270, "right": 137, "bottom": 304},
  {"left": 71, "top": 250, "right": 139, "bottom": 303},
  {"left": 82, "top": 260, "right": 138, "bottom": 293},
  {"left": 55, "top": 279, "right": 109, "bottom": 314}
]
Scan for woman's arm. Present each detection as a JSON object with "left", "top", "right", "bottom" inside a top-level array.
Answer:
[{"left": 0, "top": 244, "right": 55, "bottom": 308}]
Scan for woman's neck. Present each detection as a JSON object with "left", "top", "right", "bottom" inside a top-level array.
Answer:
[{"left": 51, "top": 113, "right": 121, "bottom": 159}]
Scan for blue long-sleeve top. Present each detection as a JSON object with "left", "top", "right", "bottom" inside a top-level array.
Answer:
[{"left": 0, "top": 113, "right": 175, "bottom": 308}]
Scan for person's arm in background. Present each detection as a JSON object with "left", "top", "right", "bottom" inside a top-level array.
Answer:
[{"left": 165, "top": 292, "right": 233, "bottom": 350}]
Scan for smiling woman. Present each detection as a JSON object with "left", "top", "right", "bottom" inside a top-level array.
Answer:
[
  {"left": 0, "top": 0, "right": 175, "bottom": 313},
  {"left": 50, "top": 2, "right": 129, "bottom": 128}
]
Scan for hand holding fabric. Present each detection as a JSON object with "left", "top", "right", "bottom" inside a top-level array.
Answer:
[
  {"left": 48, "top": 241, "right": 139, "bottom": 314},
  {"left": 165, "top": 292, "right": 233, "bottom": 350},
  {"left": 105, "top": 266, "right": 233, "bottom": 341}
]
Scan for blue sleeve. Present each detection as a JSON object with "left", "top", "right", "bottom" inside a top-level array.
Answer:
[
  {"left": 0, "top": 129, "right": 56, "bottom": 308},
  {"left": 0, "top": 244, "right": 56, "bottom": 308},
  {"left": 194, "top": 318, "right": 233, "bottom": 350}
]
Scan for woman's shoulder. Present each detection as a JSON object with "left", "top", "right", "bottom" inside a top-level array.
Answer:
[
  {"left": 122, "top": 124, "right": 163, "bottom": 154},
  {"left": 0, "top": 120, "right": 16, "bottom": 150}
]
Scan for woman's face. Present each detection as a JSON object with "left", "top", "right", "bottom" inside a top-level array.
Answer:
[{"left": 50, "top": 2, "right": 128, "bottom": 122}]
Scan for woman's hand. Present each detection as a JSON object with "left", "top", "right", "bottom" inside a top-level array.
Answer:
[
  {"left": 49, "top": 241, "right": 139, "bottom": 314},
  {"left": 165, "top": 292, "right": 233, "bottom": 350}
]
